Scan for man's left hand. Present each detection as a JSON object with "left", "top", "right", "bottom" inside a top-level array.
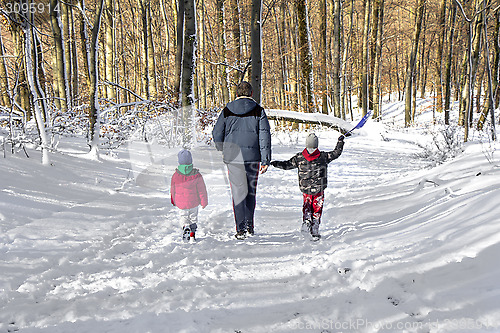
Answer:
[{"left": 260, "top": 165, "right": 269, "bottom": 174}]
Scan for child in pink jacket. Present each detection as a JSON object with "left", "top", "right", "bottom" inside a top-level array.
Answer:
[{"left": 171, "top": 149, "right": 208, "bottom": 242}]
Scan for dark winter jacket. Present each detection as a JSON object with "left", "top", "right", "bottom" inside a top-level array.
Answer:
[
  {"left": 212, "top": 97, "right": 271, "bottom": 165},
  {"left": 272, "top": 140, "right": 344, "bottom": 195},
  {"left": 171, "top": 168, "right": 208, "bottom": 210}
]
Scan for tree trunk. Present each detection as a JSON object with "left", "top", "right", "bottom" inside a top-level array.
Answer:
[
  {"left": 174, "top": 0, "right": 185, "bottom": 102},
  {"left": 404, "top": 0, "right": 425, "bottom": 127},
  {"left": 61, "top": 0, "right": 74, "bottom": 106},
  {"left": 0, "top": 25, "right": 11, "bottom": 108},
  {"left": 361, "top": 0, "right": 371, "bottom": 115},
  {"left": 372, "top": 0, "right": 385, "bottom": 120},
  {"left": 89, "top": 0, "right": 105, "bottom": 156},
  {"left": 50, "top": 0, "right": 69, "bottom": 112},
  {"left": 342, "top": 0, "right": 354, "bottom": 120},
  {"left": 369, "top": 0, "right": 381, "bottom": 111},
  {"left": 216, "top": 0, "right": 230, "bottom": 103},
  {"left": 318, "top": 0, "right": 328, "bottom": 114},
  {"left": 458, "top": 0, "right": 486, "bottom": 128},
  {"left": 181, "top": 0, "right": 197, "bottom": 145},
  {"left": 477, "top": 2, "right": 498, "bottom": 134},
  {"left": 10, "top": 13, "right": 31, "bottom": 118},
  {"left": 296, "top": 0, "right": 314, "bottom": 112},
  {"left": 69, "top": 2, "right": 79, "bottom": 99},
  {"left": 332, "top": 0, "right": 342, "bottom": 117},
  {"left": 444, "top": 0, "right": 457, "bottom": 124},
  {"left": 104, "top": 0, "right": 116, "bottom": 100},
  {"left": 146, "top": 2, "right": 157, "bottom": 99},
  {"left": 229, "top": 0, "right": 241, "bottom": 90},
  {"left": 79, "top": 0, "right": 92, "bottom": 92},
  {"left": 22, "top": 0, "right": 50, "bottom": 164},
  {"left": 251, "top": 0, "right": 262, "bottom": 104},
  {"left": 435, "top": 0, "right": 447, "bottom": 114}
]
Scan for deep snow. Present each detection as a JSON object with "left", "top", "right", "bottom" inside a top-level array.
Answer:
[{"left": 1, "top": 101, "right": 500, "bottom": 333}]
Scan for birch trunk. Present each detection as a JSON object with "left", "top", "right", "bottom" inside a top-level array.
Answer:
[{"left": 22, "top": 0, "right": 50, "bottom": 164}]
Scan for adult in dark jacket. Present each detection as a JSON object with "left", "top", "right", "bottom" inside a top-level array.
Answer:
[
  {"left": 212, "top": 81, "right": 271, "bottom": 239},
  {"left": 271, "top": 133, "right": 344, "bottom": 239}
]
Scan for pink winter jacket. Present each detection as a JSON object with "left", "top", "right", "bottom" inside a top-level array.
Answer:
[{"left": 170, "top": 169, "right": 208, "bottom": 209}]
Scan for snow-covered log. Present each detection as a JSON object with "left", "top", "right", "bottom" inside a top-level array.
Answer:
[{"left": 266, "top": 109, "right": 353, "bottom": 132}]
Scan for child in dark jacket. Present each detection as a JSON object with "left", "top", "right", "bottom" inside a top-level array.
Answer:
[
  {"left": 271, "top": 133, "right": 344, "bottom": 239},
  {"left": 171, "top": 149, "right": 208, "bottom": 242}
]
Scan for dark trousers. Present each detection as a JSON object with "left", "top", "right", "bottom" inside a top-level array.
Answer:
[{"left": 227, "top": 162, "right": 260, "bottom": 232}]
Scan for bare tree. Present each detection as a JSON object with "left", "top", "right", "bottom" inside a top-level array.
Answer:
[
  {"left": 331, "top": 0, "right": 342, "bottom": 117},
  {"left": 174, "top": 0, "right": 185, "bottom": 101},
  {"left": 88, "top": 0, "right": 106, "bottom": 156},
  {"left": 104, "top": 0, "right": 116, "bottom": 100},
  {"left": 444, "top": 0, "right": 458, "bottom": 124},
  {"left": 404, "top": 0, "right": 425, "bottom": 127},
  {"left": 361, "top": 0, "right": 371, "bottom": 116},
  {"left": 0, "top": 25, "right": 11, "bottom": 108},
  {"left": 251, "top": 0, "right": 262, "bottom": 104},
  {"left": 50, "top": 0, "right": 69, "bottom": 112},
  {"left": 296, "top": 0, "right": 314, "bottom": 112},
  {"left": 216, "top": 0, "right": 229, "bottom": 103}
]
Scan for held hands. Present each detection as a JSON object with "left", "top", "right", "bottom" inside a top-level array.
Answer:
[
  {"left": 260, "top": 165, "right": 269, "bottom": 174},
  {"left": 338, "top": 135, "right": 345, "bottom": 142}
]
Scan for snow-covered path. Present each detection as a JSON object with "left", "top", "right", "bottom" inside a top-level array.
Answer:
[{"left": 1, "top": 122, "right": 500, "bottom": 332}]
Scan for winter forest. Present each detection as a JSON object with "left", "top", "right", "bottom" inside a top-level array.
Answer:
[
  {"left": 0, "top": 0, "right": 499, "bottom": 156},
  {"left": 2, "top": 0, "right": 500, "bottom": 332}
]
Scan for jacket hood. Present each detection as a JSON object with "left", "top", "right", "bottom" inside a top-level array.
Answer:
[
  {"left": 302, "top": 148, "right": 320, "bottom": 162},
  {"left": 226, "top": 97, "right": 258, "bottom": 115},
  {"left": 176, "top": 166, "right": 198, "bottom": 176}
]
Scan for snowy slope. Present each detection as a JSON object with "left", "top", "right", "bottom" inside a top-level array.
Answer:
[{"left": 1, "top": 102, "right": 500, "bottom": 333}]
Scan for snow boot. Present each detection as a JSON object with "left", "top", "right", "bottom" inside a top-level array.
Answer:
[
  {"left": 247, "top": 226, "right": 254, "bottom": 236},
  {"left": 235, "top": 230, "right": 247, "bottom": 240},
  {"left": 301, "top": 220, "right": 311, "bottom": 234},
  {"left": 310, "top": 222, "right": 321, "bottom": 241},
  {"left": 182, "top": 226, "right": 191, "bottom": 242}
]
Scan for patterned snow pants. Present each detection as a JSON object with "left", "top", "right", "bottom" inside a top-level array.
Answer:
[{"left": 302, "top": 192, "right": 325, "bottom": 234}]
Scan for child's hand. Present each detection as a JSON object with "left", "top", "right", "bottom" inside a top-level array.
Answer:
[
  {"left": 202, "top": 205, "right": 207, "bottom": 209},
  {"left": 338, "top": 135, "right": 345, "bottom": 142},
  {"left": 271, "top": 161, "right": 278, "bottom": 167}
]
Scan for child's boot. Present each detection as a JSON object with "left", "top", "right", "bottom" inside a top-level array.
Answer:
[
  {"left": 182, "top": 225, "right": 191, "bottom": 242},
  {"left": 301, "top": 220, "right": 311, "bottom": 234},
  {"left": 310, "top": 221, "right": 321, "bottom": 240}
]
